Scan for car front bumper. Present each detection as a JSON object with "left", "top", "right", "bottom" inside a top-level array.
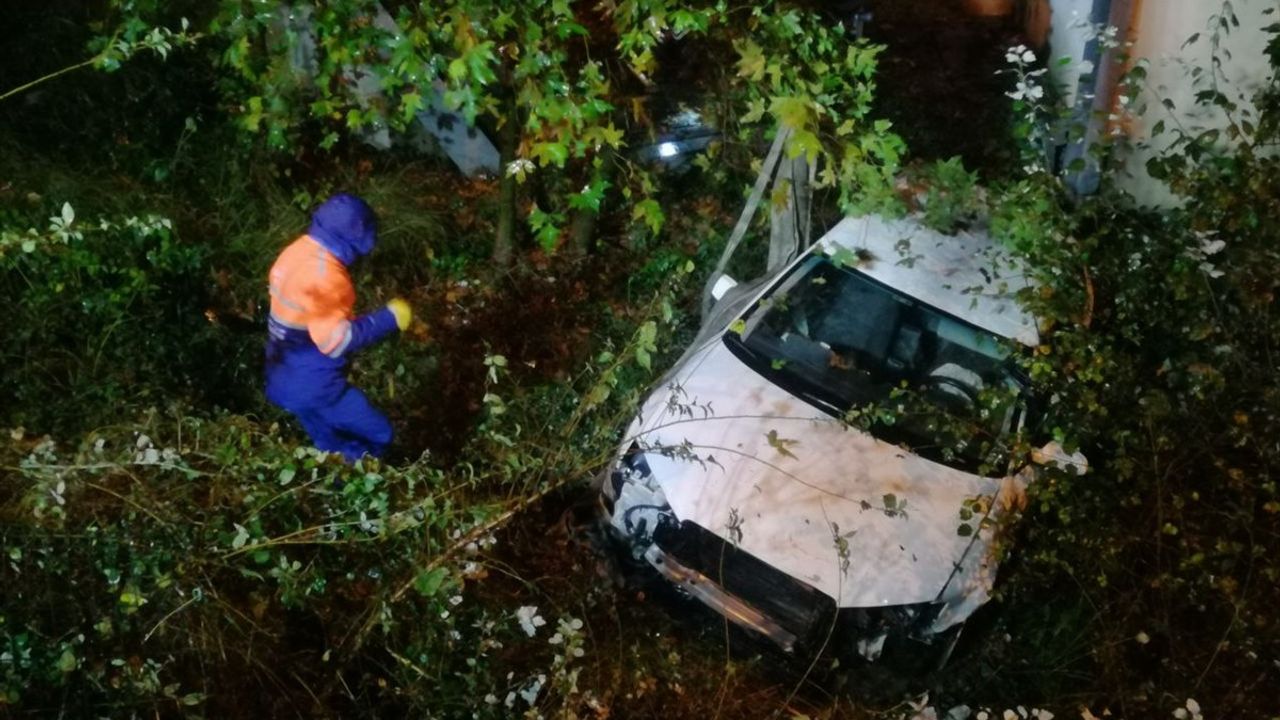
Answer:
[{"left": 641, "top": 543, "right": 800, "bottom": 652}]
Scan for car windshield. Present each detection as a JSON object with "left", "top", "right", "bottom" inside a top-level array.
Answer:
[{"left": 724, "top": 254, "right": 1033, "bottom": 476}]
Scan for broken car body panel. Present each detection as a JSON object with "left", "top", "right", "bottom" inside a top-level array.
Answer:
[{"left": 604, "top": 214, "right": 1041, "bottom": 653}]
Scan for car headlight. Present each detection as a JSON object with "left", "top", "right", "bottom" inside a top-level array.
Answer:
[
  {"left": 608, "top": 443, "right": 651, "bottom": 500},
  {"left": 606, "top": 444, "right": 675, "bottom": 554}
]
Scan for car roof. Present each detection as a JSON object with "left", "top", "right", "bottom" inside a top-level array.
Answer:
[{"left": 818, "top": 214, "right": 1040, "bottom": 346}]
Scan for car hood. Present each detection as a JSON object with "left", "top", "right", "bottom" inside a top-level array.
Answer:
[{"left": 628, "top": 338, "right": 1019, "bottom": 626}]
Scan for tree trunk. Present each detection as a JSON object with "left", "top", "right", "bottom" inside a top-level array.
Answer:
[
  {"left": 567, "top": 205, "right": 598, "bottom": 257},
  {"left": 567, "top": 157, "right": 616, "bottom": 257},
  {"left": 767, "top": 153, "right": 814, "bottom": 274},
  {"left": 493, "top": 108, "right": 518, "bottom": 269}
]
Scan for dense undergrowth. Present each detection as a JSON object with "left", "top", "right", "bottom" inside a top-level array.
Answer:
[
  {"left": 0, "top": 135, "right": 724, "bottom": 715},
  {"left": 3, "top": 2, "right": 1280, "bottom": 719},
  {"left": 0, "top": 24, "right": 762, "bottom": 712}
]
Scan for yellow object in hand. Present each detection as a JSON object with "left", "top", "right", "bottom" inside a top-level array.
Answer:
[{"left": 387, "top": 298, "right": 413, "bottom": 330}]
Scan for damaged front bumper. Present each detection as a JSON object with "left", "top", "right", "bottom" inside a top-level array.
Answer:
[
  {"left": 642, "top": 544, "right": 800, "bottom": 652},
  {"left": 599, "top": 451, "right": 955, "bottom": 662},
  {"left": 602, "top": 500, "right": 951, "bottom": 660}
]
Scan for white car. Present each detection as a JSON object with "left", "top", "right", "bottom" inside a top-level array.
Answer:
[{"left": 600, "top": 214, "right": 1084, "bottom": 664}]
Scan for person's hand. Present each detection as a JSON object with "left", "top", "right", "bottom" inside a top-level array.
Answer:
[{"left": 387, "top": 298, "right": 413, "bottom": 331}]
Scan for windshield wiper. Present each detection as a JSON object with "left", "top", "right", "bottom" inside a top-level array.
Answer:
[{"left": 790, "top": 385, "right": 846, "bottom": 417}]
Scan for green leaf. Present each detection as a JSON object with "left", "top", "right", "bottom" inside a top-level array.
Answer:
[
  {"left": 400, "top": 91, "right": 424, "bottom": 124},
  {"left": 57, "top": 649, "right": 77, "bottom": 673},
  {"left": 531, "top": 141, "right": 569, "bottom": 167},
  {"left": 447, "top": 57, "right": 468, "bottom": 82},
  {"left": 788, "top": 129, "right": 822, "bottom": 163},
  {"left": 765, "top": 429, "right": 799, "bottom": 460},
  {"left": 638, "top": 320, "right": 657, "bottom": 346},
  {"left": 585, "top": 123, "right": 625, "bottom": 149},
  {"left": 635, "top": 348, "right": 651, "bottom": 371},
  {"left": 957, "top": 523, "right": 973, "bottom": 537},
  {"left": 882, "top": 493, "right": 897, "bottom": 510},
  {"left": 535, "top": 221, "right": 560, "bottom": 252},
  {"left": 568, "top": 178, "right": 612, "bottom": 212},
  {"left": 555, "top": 21, "right": 589, "bottom": 39},
  {"left": 583, "top": 383, "right": 611, "bottom": 408},
  {"left": 632, "top": 199, "right": 664, "bottom": 235},
  {"left": 413, "top": 567, "right": 448, "bottom": 597},
  {"left": 243, "top": 96, "right": 264, "bottom": 133},
  {"left": 770, "top": 96, "right": 812, "bottom": 130},
  {"left": 736, "top": 39, "right": 766, "bottom": 81},
  {"left": 468, "top": 43, "right": 498, "bottom": 84},
  {"left": 528, "top": 204, "right": 563, "bottom": 251},
  {"left": 119, "top": 588, "right": 147, "bottom": 608},
  {"left": 828, "top": 246, "right": 861, "bottom": 268}
]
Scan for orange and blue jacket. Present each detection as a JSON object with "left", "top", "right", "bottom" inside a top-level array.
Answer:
[{"left": 264, "top": 195, "right": 398, "bottom": 409}]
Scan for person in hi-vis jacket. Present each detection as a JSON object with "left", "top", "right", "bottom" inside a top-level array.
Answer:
[{"left": 264, "top": 193, "right": 412, "bottom": 462}]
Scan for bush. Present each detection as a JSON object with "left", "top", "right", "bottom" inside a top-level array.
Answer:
[
  {"left": 971, "top": 23, "right": 1280, "bottom": 717},
  {"left": 0, "top": 203, "right": 261, "bottom": 435},
  {"left": 0, "top": 250, "right": 695, "bottom": 716}
]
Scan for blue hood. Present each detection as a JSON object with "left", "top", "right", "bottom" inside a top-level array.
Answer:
[{"left": 308, "top": 193, "right": 377, "bottom": 266}]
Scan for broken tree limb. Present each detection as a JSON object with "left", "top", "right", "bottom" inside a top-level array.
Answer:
[
  {"left": 767, "top": 152, "right": 815, "bottom": 274},
  {"left": 701, "top": 126, "right": 793, "bottom": 317}
]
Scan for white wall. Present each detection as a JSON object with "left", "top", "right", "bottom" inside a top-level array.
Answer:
[
  {"left": 1046, "top": 0, "right": 1098, "bottom": 107},
  {"left": 1122, "top": 0, "right": 1274, "bottom": 206}
]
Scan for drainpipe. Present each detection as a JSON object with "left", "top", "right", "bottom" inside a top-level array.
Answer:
[{"left": 1059, "top": 0, "right": 1140, "bottom": 196}]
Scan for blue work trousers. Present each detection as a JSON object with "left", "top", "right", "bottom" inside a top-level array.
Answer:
[{"left": 287, "top": 386, "right": 393, "bottom": 463}]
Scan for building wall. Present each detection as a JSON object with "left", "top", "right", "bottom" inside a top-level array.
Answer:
[
  {"left": 1045, "top": 0, "right": 1272, "bottom": 205},
  {"left": 1045, "top": 0, "right": 1098, "bottom": 107},
  {"left": 1121, "top": 0, "right": 1274, "bottom": 206}
]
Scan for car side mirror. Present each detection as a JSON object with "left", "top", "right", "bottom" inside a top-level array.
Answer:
[
  {"left": 1031, "top": 441, "right": 1089, "bottom": 476},
  {"left": 710, "top": 273, "right": 739, "bottom": 301}
]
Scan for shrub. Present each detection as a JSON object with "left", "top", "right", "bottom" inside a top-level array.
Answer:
[{"left": 0, "top": 205, "right": 262, "bottom": 434}]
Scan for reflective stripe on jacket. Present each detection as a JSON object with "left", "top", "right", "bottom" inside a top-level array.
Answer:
[{"left": 269, "top": 235, "right": 360, "bottom": 357}]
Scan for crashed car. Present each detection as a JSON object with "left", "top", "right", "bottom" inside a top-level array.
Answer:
[{"left": 600, "top": 214, "right": 1085, "bottom": 663}]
